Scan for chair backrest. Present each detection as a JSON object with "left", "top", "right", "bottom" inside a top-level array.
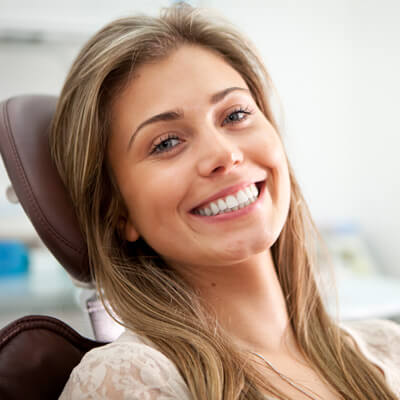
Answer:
[
  {"left": 0, "top": 315, "right": 105, "bottom": 400},
  {"left": 0, "top": 95, "right": 118, "bottom": 398},
  {"left": 0, "top": 95, "right": 91, "bottom": 284},
  {"left": 0, "top": 94, "right": 125, "bottom": 340}
]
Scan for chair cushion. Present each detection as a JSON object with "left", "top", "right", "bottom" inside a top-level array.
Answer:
[{"left": 0, "top": 315, "right": 106, "bottom": 400}]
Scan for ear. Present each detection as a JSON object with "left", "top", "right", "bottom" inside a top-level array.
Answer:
[{"left": 118, "top": 216, "right": 140, "bottom": 242}]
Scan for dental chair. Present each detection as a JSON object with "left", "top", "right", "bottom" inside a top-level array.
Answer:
[{"left": 0, "top": 95, "right": 122, "bottom": 399}]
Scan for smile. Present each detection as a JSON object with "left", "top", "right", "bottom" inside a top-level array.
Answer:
[{"left": 192, "top": 181, "right": 264, "bottom": 216}]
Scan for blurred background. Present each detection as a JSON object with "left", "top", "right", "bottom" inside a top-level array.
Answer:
[{"left": 0, "top": 0, "right": 399, "bottom": 339}]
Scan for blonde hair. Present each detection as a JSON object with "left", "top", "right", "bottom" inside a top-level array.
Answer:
[{"left": 50, "top": 3, "right": 396, "bottom": 399}]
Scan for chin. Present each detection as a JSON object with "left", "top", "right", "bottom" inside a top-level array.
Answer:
[{"left": 217, "top": 231, "right": 276, "bottom": 262}]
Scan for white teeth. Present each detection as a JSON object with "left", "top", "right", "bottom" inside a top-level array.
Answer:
[
  {"left": 245, "top": 186, "right": 253, "bottom": 198},
  {"left": 217, "top": 198, "right": 227, "bottom": 211},
  {"left": 210, "top": 202, "right": 219, "bottom": 215},
  {"left": 236, "top": 190, "right": 248, "bottom": 209},
  {"left": 194, "top": 182, "right": 263, "bottom": 216},
  {"left": 237, "top": 190, "right": 248, "bottom": 203},
  {"left": 225, "top": 195, "right": 239, "bottom": 209},
  {"left": 251, "top": 184, "right": 258, "bottom": 197}
]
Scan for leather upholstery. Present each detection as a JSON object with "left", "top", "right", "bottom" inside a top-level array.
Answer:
[
  {"left": 0, "top": 95, "right": 90, "bottom": 283},
  {"left": 0, "top": 95, "right": 106, "bottom": 399},
  {"left": 0, "top": 315, "right": 105, "bottom": 400}
]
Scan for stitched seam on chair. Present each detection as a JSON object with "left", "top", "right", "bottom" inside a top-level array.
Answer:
[
  {"left": 0, "top": 316, "right": 107, "bottom": 352},
  {"left": 3, "top": 98, "right": 85, "bottom": 256}
]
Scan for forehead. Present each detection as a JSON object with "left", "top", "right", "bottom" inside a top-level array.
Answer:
[{"left": 112, "top": 45, "right": 249, "bottom": 122}]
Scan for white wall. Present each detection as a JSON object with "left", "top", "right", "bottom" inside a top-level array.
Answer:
[{"left": 1, "top": 0, "right": 399, "bottom": 274}]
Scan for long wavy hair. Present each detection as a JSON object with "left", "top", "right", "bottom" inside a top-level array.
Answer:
[{"left": 49, "top": 3, "right": 396, "bottom": 399}]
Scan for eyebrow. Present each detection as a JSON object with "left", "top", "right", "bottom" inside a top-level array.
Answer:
[{"left": 127, "top": 86, "right": 250, "bottom": 151}]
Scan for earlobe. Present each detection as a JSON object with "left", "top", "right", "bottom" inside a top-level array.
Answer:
[{"left": 118, "top": 217, "right": 139, "bottom": 242}]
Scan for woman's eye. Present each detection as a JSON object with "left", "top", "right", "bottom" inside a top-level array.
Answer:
[
  {"left": 222, "top": 107, "right": 253, "bottom": 126},
  {"left": 150, "top": 134, "right": 182, "bottom": 155}
]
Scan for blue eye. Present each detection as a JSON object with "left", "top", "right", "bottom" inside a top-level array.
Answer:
[
  {"left": 150, "top": 134, "right": 181, "bottom": 155},
  {"left": 223, "top": 107, "right": 252, "bottom": 126}
]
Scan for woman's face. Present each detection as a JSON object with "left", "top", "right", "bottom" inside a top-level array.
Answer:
[{"left": 108, "top": 45, "right": 291, "bottom": 270}]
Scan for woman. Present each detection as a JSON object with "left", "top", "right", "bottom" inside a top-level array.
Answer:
[{"left": 50, "top": 3, "right": 400, "bottom": 399}]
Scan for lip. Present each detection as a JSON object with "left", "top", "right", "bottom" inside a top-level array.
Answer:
[
  {"left": 189, "top": 179, "right": 267, "bottom": 221},
  {"left": 190, "top": 178, "right": 267, "bottom": 212}
]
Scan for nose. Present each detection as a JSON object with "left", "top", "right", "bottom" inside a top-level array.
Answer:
[{"left": 196, "top": 131, "right": 244, "bottom": 177}]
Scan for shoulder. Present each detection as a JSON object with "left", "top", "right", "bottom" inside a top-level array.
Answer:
[
  {"left": 59, "top": 330, "right": 191, "bottom": 400},
  {"left": 340, "top": 318, "right": 400, "bottom": 366}
]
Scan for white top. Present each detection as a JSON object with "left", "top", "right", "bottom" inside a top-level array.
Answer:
[{"left": 59, "top": 319, "right": 400, "bottom": 399}]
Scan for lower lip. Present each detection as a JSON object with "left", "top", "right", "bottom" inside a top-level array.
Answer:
[{"left": 189, "top": 181, "right": 266, "bottom": 223}]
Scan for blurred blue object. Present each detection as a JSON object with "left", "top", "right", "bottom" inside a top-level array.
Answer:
[{"left": 0, "top": 241, "right": 29, "bottom": 277}]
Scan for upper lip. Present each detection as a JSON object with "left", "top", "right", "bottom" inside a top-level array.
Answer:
[{"left": 190, "top": 178, "right": 266, "bottom": 211}]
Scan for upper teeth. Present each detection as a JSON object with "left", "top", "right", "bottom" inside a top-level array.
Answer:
[{"left": 194, "top": 183, "right": 260, "bottom": 216}]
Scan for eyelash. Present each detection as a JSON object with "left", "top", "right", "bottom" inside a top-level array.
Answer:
[
  {"left": 222, "top": 106, "right": 253, "bottom": 126},
  {"left": 150, "top": 106, "right": 253, "bottom": 155},
  {"left": 150, "top": 133, "right": 181, "bottom": 155}
]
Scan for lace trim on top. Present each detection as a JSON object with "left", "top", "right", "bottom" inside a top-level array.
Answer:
[
  {"left": 59, "top": 329, "right": 190, "bottom": 400},
  {"left": 59, "top": 319, "right": 400, "bottom": 399},
  {"left": 340, "top": 319, "right": 400, "bottom": 397}
]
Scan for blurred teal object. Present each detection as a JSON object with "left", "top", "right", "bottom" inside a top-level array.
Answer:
[{"left": 0, "top": 241, "right": 29, "bottom": 277}]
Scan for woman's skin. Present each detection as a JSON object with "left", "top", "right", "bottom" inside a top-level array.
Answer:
[{"left": 107, "top": 45, "right": 341, "bottom": 398}]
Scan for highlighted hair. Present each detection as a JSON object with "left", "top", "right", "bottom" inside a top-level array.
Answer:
[{"left": 50, "top": 3, "right": 396, "bottom": 399}]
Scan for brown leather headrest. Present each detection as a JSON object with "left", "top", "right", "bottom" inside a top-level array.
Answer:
[{"left": 0, "top": 95, "right": 91, "bottom": 283}]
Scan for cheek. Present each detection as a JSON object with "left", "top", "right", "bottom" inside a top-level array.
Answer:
[
  {"left": 250, "top": 129, "right": 290, "bottom": 211},
  {"left": 246, "top": 128, "right": 286, "bottom": 167},
  {"left": 129, "top": 168, "right": 187, "bottom": 235}
]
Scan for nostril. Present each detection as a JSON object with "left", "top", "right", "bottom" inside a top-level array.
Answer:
[{"left": 211, "top": 165, "right": 225, "bottom": 174}]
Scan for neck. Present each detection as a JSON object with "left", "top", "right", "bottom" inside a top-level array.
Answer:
[{"left": 175, "top": 249, "right": 300, "bottom": 357}]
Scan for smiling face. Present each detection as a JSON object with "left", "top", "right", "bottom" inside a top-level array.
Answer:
[{"left": 107, "top": 44, "right": 291, "bottom": 271}]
